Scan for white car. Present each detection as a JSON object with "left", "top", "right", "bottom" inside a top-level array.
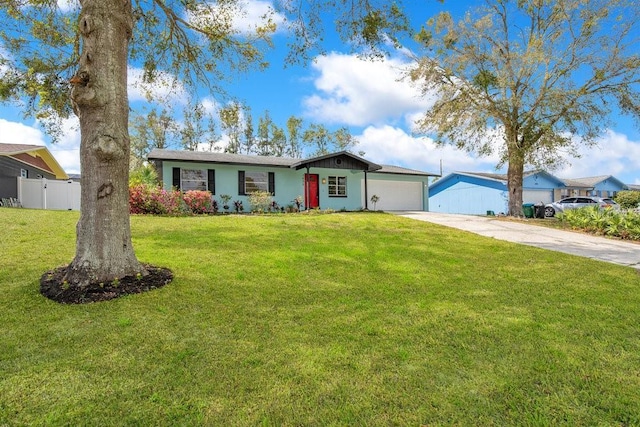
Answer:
[{"left": 544, "top": 196, "right": 619, "bottom": 217}]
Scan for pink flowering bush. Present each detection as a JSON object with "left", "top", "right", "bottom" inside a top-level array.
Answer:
[
  {"left": 182, "top": 190, "right": 213, "bottom": 214},
  {"left": 129, "top": 184, "right": 184, "bottom": 215},
  {"left": 129, "top": 185, "right": 214, "bottom": 215}
]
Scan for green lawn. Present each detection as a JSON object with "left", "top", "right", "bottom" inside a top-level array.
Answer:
[{"left": 1, "top": 209, "right": 639, "bottom": 426}]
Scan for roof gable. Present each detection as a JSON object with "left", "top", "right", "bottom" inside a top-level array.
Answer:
[
  {"left": 429, "top": 172, "right": 507, "bottom": 196},
  {"left": 522, "top": 170, "right": 566, "bottom": 187},
  {"left": 291, "top": 151, "right": 381, "bottom": 171},
  {"left": 0, "top": 143, "right": 68, "bottom": 179},
  {"left": 564, "top": 175, "right": 628, "bottom": 190}
]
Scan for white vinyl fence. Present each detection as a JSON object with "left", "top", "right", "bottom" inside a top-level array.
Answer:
[{"left": 17, "top": 177, "right": 81, "bottom": 211}]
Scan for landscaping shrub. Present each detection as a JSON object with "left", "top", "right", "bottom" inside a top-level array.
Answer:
[
  {"left": 614, "top": 190, "right": 640, "bottom": 210},
  {"left": 182, "top": 190, "right": 214, "bottom": 214},
  {"left": 129, "top": 184, "right": 204, "bottom": 215},
  {"left": 247, "top": 191, "right": 273, "bottom": 213},
  {"left": 130, "top": 184, "right": 176, "bottom": 215},
  {"left": 557, "top": 206, "right": 640, "bottom": 240},
  {"left": 129, "top": 165, "right": 159, "bottom": 187}
]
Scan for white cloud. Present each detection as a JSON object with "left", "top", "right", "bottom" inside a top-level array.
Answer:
[
  {"left": 555, "top": 130, "right": 640, "bottom": 182},
  {"left": 0, "top": 118, "right": 45, "bottom": 147},
  {"left": 128, "top": 68, "right": 188, "bottom": 105},
  {"left": 355, "top": 125, "right": 501, "bottom": 176},
  {"left": 239, "top": 0, "right": 286, "bottom": 34},
  {"left": 187, "top": 0, "right": 285, "bottom": 37},
  {"left": 200, "top": 97, "right": 219, "bottom": 115},
  {"left": 303, "top": 53, "right": 433, "bottom": 126}
]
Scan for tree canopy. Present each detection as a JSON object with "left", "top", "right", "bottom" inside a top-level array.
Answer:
[
  {"left": 410, "top": 0, "right": 640, "bottom": 215},
  {"left": 0, "top": 0, "right": 412, "bottom": 132}
]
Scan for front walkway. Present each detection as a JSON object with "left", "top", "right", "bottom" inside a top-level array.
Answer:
[{"left": 395, "top": 211, "right": 640, "bottom": 270}]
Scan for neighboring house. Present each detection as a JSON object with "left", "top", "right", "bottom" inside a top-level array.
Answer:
[
  {"left": 0, "top": 143, "right": 68, "bottom": 199},
  {"left": 627, "top": 184, "right": 640, "bottom": 191},
  {"left": 429, "top": 169, "right": 632, "bottom": 215},
  {"left": 148, "top": 149, "right": 439, "bottom": 211},
  {"left": 428, "top": 170, "right": 566, "bottom": 215},
  {"left": 560, "top": 175, "right": 628, "bottom": 199}
]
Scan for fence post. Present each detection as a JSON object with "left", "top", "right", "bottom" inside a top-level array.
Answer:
[
  {"left": 42, "top": 178, "right": 48, "bottom": 210},
  {"left": 17, "top": 176, "right": 22, "bottom": 205}
]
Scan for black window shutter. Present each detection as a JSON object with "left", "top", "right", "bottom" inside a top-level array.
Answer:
[
  {"left": 207, "top": 169, "right": 215, "bottom": 195},
  {"left": 268, "top": 172, "right": 275, "bottom": 195},
  {"left": 238, "top": 171, "right": 245, "bottom": 195},
  {"left": 172, "top": 168, "right": 180, "bottom": 189}
]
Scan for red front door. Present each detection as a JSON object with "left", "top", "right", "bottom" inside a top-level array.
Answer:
[{"left": 305, "top": 174, "right": 319, "bottom": 209}]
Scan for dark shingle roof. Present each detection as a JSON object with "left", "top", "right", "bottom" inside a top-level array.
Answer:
[
  {"left": 149, "top": 149, "right": 438, "bottom": 176},
  {"left": 374, "top": 165, "right": 437, "bottom": 176},
  {"left": 563, "top": 175, "right": 611, "bottom": 188},
  {"left": 148, "top": 149, "right": 298, "bottom": 167}
]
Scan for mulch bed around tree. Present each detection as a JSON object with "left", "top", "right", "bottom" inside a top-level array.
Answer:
[{"left": 40, "top": 264, "right": 173, "bottom": 304}]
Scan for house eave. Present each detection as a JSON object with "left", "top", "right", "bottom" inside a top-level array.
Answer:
[
  {"left": 290, "top": 151, "right": 382, "bottom": 172},
  {"left": 0, "top": 144, "right": 68, "bottom": 180}
]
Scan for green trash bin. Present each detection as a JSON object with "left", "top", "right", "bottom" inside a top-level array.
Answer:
[{"left": 522, "top": 203, "right": 534, "bottom": 218}]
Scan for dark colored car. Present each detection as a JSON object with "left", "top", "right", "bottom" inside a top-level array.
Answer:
[{"left": 544, "top": 196, "right": 619, "bottom": 217}]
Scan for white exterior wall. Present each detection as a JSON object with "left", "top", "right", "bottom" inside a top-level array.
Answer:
[
  {"left": 364, "top": 179, "right": 424, "bottom": 211},
  {"left": 522, "top": 189, "right": 553, "bottom": 204}
]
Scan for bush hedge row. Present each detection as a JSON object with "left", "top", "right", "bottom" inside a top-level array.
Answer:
[
  {"left": 557, "top": 206, "right": 640, "bottom": 240},
  {"left": 129, "top": 185, "right": 214, "bottom": 215}
]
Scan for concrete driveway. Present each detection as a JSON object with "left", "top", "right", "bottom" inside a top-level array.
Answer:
[{"left": 395, "top": 211, "right": 640, "bottom": 270}]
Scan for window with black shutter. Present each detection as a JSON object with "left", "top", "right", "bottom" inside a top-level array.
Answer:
[
  {"left": 208, "top": 169, "right": 215, "bottom": 195},
  {"left": 268, "top": 172, "right": 275, "bottom": 195},
  {"left": 172, "top": 168, "right": 180, "bottom": 189},
  {"left": 238, "top": 171, "right": 246, "bottom": 195}
]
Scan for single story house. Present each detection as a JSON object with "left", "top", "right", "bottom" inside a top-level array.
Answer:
[
  {"left": 429, "top": 170, "right": 632, "bottom": 215},
  {"left": 0, "top": 143, "right": 68, "bottom": 199},
  {"left": 428, "top": 170, "right": 568, "bottom": 215},
  {"left": 148, "top": 149, "right": 439, "bottom": 211},
  {"left": 561, "top": 175, "right": 628, "bottom": 199}
]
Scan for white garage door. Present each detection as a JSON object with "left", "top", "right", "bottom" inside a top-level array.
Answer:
[
  {"left": 523, "top": 189, "right": 553, "bottom": 204},
  {"left": 364, "top": 180, "right": 423, "bottom": 211}
]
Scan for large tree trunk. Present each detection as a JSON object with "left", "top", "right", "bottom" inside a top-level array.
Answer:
[
  {"left": 65, "top": 0, "right": 145, "bottom": 286},
  {"left": 506, "top": 148, "right": 525, "bottom": 217}
]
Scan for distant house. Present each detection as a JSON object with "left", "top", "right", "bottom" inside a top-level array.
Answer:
[
  {"left": 627, "top": 184, "right": 640, "bottom": 191},
  {"left": 148, "top": 149, "right": 439, "bottom": 211},
  {"left": 560, "top": 175, "right": 628, "bottom": 199},
  {"left": 429, "top": 170, "right": 568, "bottom": 215},
  {"left": 428, "top": 170, "right": 632, "bottom": 215},
  {"left": 0, "top": 143, "right": 68, "bottom": 199}
]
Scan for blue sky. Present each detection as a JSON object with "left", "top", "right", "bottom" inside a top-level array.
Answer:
[{"left": 1, "top": 0, "right": 639, "bottom": 185}]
